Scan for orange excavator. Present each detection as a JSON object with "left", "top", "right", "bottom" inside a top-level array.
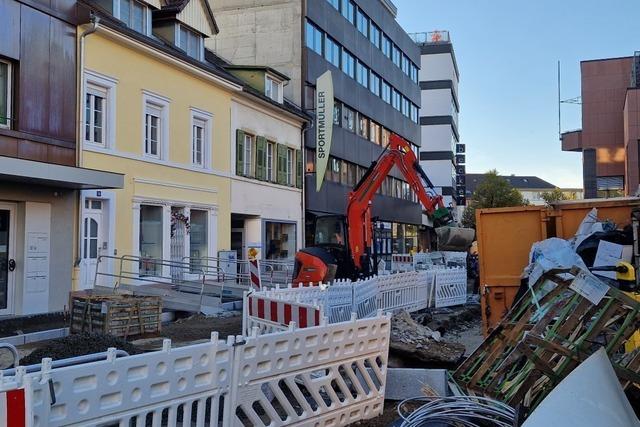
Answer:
[{"left": 293, "top": 133, "right": 454, "bottom": 285}]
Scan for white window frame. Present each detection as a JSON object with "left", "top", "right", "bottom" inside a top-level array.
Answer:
[
  {"left": 114, "top": 0, "right": 150, "bottom": 35},
  {"left": 266, "top": 141, "right": 275, "bottom": 181},
  {"left": 142, "top": 90, "right": 170, "bottom": 160},
  {"left": 176, "top": 24, "right": 204, "bottom": 60},
  {"left": 286, "top": 147, "right": 294, "bottom": 186},
  {"left": 189, "top": 108, "right": 212, "bottom": 169},
  {"left": 0, "top": 60, "right": 12, "bottom": 129},
  {"left": 83, "top": 70, "right": 117, "bottom": 149},
  {"left": 265, "top": 75, "right": 283, "bottom": 103},
  {"left": 243, "top": 134, "right": 254, "bottom": 176}
]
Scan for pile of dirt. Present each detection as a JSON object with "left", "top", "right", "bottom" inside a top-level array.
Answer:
[
  {"left": 390, "top": 311, "right": 466, "bottom": 368},
  {"left": 20, "top": 332, "right": 142, "bottom": 365},
  {"left": 0, "top": 312, "right": 67, "bottom": 337},
  {"left": 159, "top": 313, "right": 243, "bottom": 343}
]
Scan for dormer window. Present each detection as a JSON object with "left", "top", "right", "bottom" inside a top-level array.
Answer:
[
  {"left": 177, "top": 24, "right": 203, "bottom": 60},
  {"left": 118, "top": 0, "right": 149, "bottom": 34},
  {"left": 265, "top": 76, "right": 283, "bottom": 103}
]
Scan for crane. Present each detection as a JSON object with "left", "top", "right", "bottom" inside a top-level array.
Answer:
[{"left": 292, "top": 133, "right": 453, "bottom": 285}]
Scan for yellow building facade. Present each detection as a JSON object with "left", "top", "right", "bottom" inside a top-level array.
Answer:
[{"left": 76, "top": 5, "right": 241, "bottom": 289}]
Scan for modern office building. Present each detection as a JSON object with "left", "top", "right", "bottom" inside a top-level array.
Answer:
[
  {"left": 210, "top": 0, "right": 423, "bottom": 261},
  {"left": 561, "top": 52, "right": 640, "bottom": 198},
  {"left": 411, "top": 30, "right": 464, "bottom": 215}
]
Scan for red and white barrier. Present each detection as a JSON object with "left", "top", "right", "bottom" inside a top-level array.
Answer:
[
  {"left": 245, "top": 294, "right": 322, "bottom": 335},
  {"left": 0, "top": 388, "right": 26, "bottom": 427}
]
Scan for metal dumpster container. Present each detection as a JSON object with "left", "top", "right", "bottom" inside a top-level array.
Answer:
[{"left": 477, "top": 197, "right": 640, "bottom": 335}]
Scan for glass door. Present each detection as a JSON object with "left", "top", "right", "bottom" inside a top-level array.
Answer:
[{"left": 0, "top": 204, "right": 16, "bottom": 315}]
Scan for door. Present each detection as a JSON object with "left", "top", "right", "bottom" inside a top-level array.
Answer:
[
  {"left": 80, "top": 211, "right": 103, "bottom": 289},
  {"left": 0, "top": 204, "right": 16, "bottom": 315}
]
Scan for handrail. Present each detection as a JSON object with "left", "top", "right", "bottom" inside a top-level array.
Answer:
[{"left": 1, "top": 349, "right": 130, "bottom": 376}]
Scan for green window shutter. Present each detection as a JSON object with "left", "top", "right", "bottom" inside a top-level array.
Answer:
[
  {"left": 277, "top": 144, "right": 286, "bottom": 185},
  {"left": 235, "top": 129, "right": 245, "bottom": 176},
  {"left": 296, "top": 149, "right": 302, "bottom": 189},
  {"left": 256, "top": 136, "right": 266, "bottom": 180}
]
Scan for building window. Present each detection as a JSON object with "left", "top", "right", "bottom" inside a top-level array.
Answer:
[
  {"left": 392, "top": 89, "right": 401, "bottom": 111},
  {"left": 189, "top": 209, "right": 208, "bottom": 261},
  {"left": 305, "top": 21, "right": 323, "bottom": 55},
  {"left": 0, "top": 61, "right": 11, "bottom": 129},
  {"left": 369, "top": 22, "right": 381, "bottom": 48},
  {"left": 410, "top": 103, "right": 418, "bottom": 123},
  {"left": 286, "top": 148, "right": 294, "bottom": 185},
  {"left": 381, "top": 81, "right": 391, "bottom": 104},
  {"left": 358, "top": 114, "right": 369, "bottom": 140},
  {"left": 190, "top": 109, "right": 212, "bottom": 168},
  {"left": 342, "top": 104, "right": 355, "bottom": 132},
  {"left": 382, "top": 35, "right": 391, "bottom": 58},
  {"left": 266, "top": 141, "right": 275, "bottom": 181},
  {"left": 333, "top": 102, "right": 341, "bottom": 126},
  {"left": 265, "top": 75, "right": 283, "bottom": 103},
  {"left": 119, "top": 0, "right": 147, "bottom": 33},
  {"left": 329, "top": 157, "right": 341, "bottom": 182},
  {"left": 177, "top": 25, "right": 203, "bottom": 60},
  {"left": 597, "top": 176, "right": 624, "bottom": 198},
  {"left": 382, "top": 128, "right": 390, "bottom": 147},
  {"left": 324, "top": 36, "right": 341, "bottom": 68},
  {"left": 410, "top": 64, "right": 418, "bottom": 83},
  {"left": 402, "top": 54, "right": 410, "bottom": 75},
  {"left": 243, "top": 134, "right": 254, "bottom": 176},
  {"left": 370, "top": 121, "right": 380, "bottom": 145},
  {"left": 139, "top": 205, "right": 163, "bottom": 276},
  {"left": 85, "top": 86, "right": 106, "bottom": 145},
  {"left": 341, "top": 0, "right": 355, "bottom": 23},
  {"left": 402, "top": 96, "right": 410, "bottom": 117},
  {"left": 392, "top": 44, "right": 401, "bottom": 67},
  {"left": 370, "top": 72, "right": 380, "bottom": 96},
  {"left": 356, "top": 8, "right": 368, "bottom": 37},
  {"left": 265, "top": 222, "right": 296, "bottom": 260},
  {"left": 356, "top": 61, "right": 369, "bottom": 88},
  {"left": 341, "top": 50, "right": 355, "bottom": 78},
  {"left": 144, "top": 106, "right": 161, "bottom": 158},
  {"left": 143, "top": 92, "right": 169, "bottom": 159}
]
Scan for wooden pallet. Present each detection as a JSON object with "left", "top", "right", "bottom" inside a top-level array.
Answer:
[
  {"left": 70, "top": 291, "right": 162, "bottom": 339},
  {"left": 453, "top": 267, "right": 640, "bottom": 411}
]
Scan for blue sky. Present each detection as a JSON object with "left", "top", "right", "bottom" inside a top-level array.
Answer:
[{"left": 394, "top": 0, "right": 640, "bottom": 188}]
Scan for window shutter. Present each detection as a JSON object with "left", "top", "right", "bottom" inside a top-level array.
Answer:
[
  {"left": 236, "top": 129, "right": 244, "bottom": 176},
  {"left": 277, "top": 144, "right": 286, "bottom": 185},
  {"left": 256, "top": 136, "right": 266, "bottom": 181},
  {"left": 296, "top": 149, "right": 302, "bottom": 189}
]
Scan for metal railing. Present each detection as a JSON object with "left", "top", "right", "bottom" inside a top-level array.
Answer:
[
  {"left": 183, "top": 256, "right": 295, "bottom": 287},
  {"left": 408, "top": 30, "right": 451, "bottom": 44}
]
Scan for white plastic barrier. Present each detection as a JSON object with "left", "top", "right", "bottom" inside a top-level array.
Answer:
[
  {"left": 434, "top": 267, "right": 467, "bottom": 308},
  {"left": 244, "top": 293, "right": 323, "bottom": 336},
  {"left": 0, "top": 314, "right": 391, "bottom": 427},
  {"left": 376, "top": 271, "right": 431, "bottom": 314},
  {"left": 232, "top": 312, "right": 390, "bottom": 426},
  {"left": 391, "top": 254, "right": 414, "bottom": 272}
]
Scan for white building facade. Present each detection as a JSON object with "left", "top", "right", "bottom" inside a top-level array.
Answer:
[
  {"left": 229, "top": 74, "right": 307, "bottom": 261},
  {"left": 411, "top": 31, "right": 464, "bottom": 219}
]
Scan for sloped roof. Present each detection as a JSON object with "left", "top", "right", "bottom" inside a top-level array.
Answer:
[
  {"left": 154, "top": 0, "right": 219, "bottom": 35},
  {"left": 465, "top": 173, "right": 556, "bottom": 196}
]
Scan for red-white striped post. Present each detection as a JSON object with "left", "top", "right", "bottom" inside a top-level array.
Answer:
[
  {"left": 0, "top": 388, "right": 26, "bottom": 427},
  {"left": 249, "top": 259, "right": 261, "bottom": 290},
  {"left": 248, "top": 295, "right": 321, "bottom": 329}
]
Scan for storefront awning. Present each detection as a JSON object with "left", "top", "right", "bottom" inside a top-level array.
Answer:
[{"left": 0, "top": 156, "right": 124, "bottom": 189}]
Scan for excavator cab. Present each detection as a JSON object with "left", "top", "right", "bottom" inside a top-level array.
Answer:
[{"left": 293, "top": 215, "right": 359, "bottom": 285}]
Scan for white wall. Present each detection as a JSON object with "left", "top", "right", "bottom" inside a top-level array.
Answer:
[
  {"left": 420, "top": 88, "right": 453, "bottom": 117},
  {"left": 421, "top": 124, "right": 455, "bottom": 152},
  {"left": 420, "top": 159, "right": 455, "bottom": 188},
  {"left": 420, "top": 53, "right": 458, "bottom": 97}
]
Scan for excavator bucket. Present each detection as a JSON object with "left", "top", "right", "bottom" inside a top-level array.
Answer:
[
  {"left": 432, "top": 207, "right": 454, "bottom": 227},
  {"left": 435, "top": 226, "right": 475, "bottom": 251}
]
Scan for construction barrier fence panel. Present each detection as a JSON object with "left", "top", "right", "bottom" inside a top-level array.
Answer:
[
  {"left": 244, "top": 293, "right": 323, "bottom": 336},
  {"left": 232, "top": 313, "right": 390, "bottom": 427},
  {"left": 390, "top": 254, "right": 414, "bottom": 272},
  {"left": 434, "top": 267, "right": 467, "bottom": 308},
  {"left": 0, "top": 314, "right": 391, "bottom": 427}
]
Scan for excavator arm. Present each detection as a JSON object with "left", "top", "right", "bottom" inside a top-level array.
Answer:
[{"left": 346, "top": 133, "right": 452, "bottom": 270}]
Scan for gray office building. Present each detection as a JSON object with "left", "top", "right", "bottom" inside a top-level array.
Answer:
[{"left": 210, "top": 0, "right": 423, "bottom": 259}]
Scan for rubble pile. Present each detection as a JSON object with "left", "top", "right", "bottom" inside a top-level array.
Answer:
[{"left": 390, "top": 311, "right": 465, "bottom": 366}]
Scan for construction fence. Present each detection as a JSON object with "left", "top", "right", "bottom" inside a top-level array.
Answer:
[
  {"left": 244, "top": 269, "right": 467, "bottom": 336},
  {"left": 0, "top": 313, "right": 390, "bottom": 427}
]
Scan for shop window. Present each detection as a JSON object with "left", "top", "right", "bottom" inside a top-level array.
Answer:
[
  {"left": 265, "top": 222, "right": 296, "bottom": 260},
  {"left": 139, "top": 205, "right": 163, "bottom": 276},
  {"left": 189, "top": 210, "right": 207, "bottom": 262}
]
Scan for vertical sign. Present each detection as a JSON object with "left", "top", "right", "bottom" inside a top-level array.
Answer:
[{"left": 315, "top": 71, "right": 334, "bottom": 191}]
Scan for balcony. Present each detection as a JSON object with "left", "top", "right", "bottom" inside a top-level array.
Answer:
[
  {"left": 408, "top": 31, "right": 451, "bottom": 45},
  {"left": 561, "top": 129, "right": 583, "bottom": 152}
]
